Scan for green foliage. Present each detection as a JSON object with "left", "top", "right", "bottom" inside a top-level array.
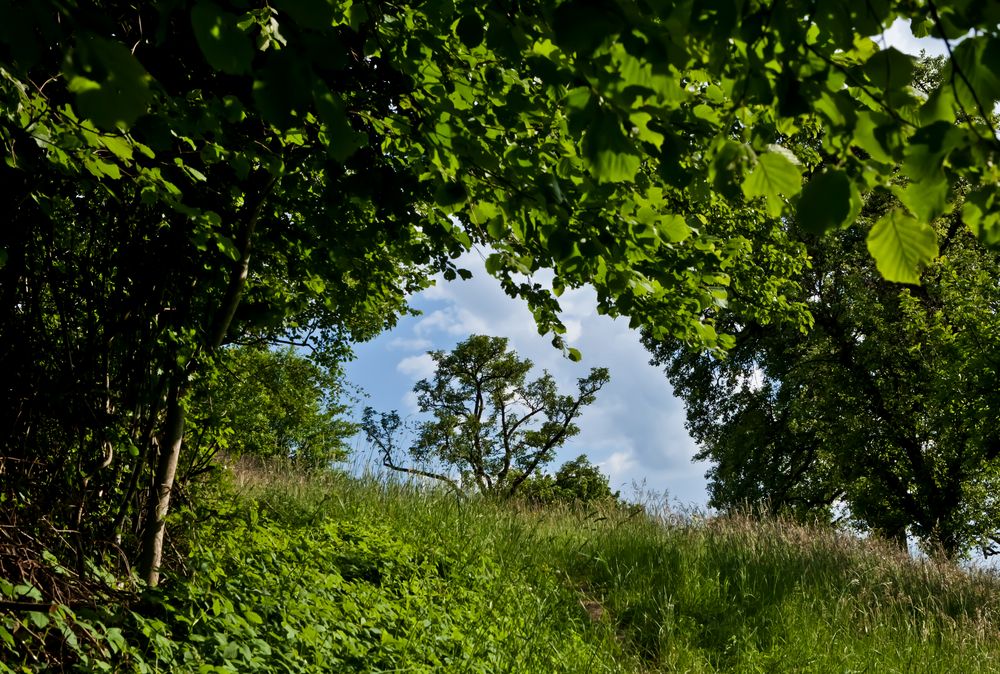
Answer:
[
  {"left": 646, "top": 204, "right": 1000, "bottom": 557},
  {"left": 364, "top": 335, "right": 609, "bottom": 496},
  {"left": 186, "top": 346, "right": 357, "bottom": 470},
  {"left": 517, "top": 455, "right": 622, "bottom": 505},
  {"left": 6, "top": 469, "right": 1000, "bottom": 672}
]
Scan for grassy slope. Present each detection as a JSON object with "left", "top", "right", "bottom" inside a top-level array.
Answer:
[{"left": 5, "top": 463, "right": 1000, "bottom": 672}]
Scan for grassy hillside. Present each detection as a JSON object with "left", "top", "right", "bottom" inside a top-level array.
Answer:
[{"left": 4, "top": 462, "right": 1000, "bottom": 672}]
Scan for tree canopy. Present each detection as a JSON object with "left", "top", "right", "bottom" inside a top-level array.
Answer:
[
  {"left": 646, "top": 196, "right": 1000, "bottom": 558},
  {"left": 185, "top": 346, "right": 358, "bottom": 471},
  {"left": 3, "top": 0, "right": 1000, "bottom": 582}
]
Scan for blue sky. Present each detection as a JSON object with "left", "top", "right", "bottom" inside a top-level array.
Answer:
[
  {"left": 344, "top": 250, "right": 701, "bottom": 505},
  {"left": 343, "top": 22, "right": 949, "bottom": 508}
]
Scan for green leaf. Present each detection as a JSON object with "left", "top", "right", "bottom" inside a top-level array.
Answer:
[
  {"left": 434, "top": 181, "right": 467, "bottom": 212},
  {"left": 456, "top": 14, "right": 484, "bottom": 48},
  {"left": 314, "top": 87, "right": 367, "bottom": 161},
  {"left": 796, "top": 170, "right": 860, "bottom": 234},
  {"left": 741, "top": 150, "right": 802, "bottom": 217},
  {"left": 584, "top": 109, "right": 640, "bottom": 183},
  {"left": 863, "top": 47, "right": 914, "bottom": 91},
  {"left": 567, "top": 347, "right": 582, "bottom": 362},
  {"left": 949, "top": 36, "right": 1000, "bottom": 114},
  {"left": 27, "top": 611, "right": 49, "bottom": 629},
  {"left": 552, "top": 0, "right": 623, "bottom": 54},
  {"left": 903, "top": 122, "right": 963, "bottom": 182},
  {"left": 893, "top": 178, "right": 949, "bottom": 223},
  {"left": 961, "top": 187, "right": 1000, "bottom": 246},
  {"left": 68, "top": 36, "right": 153, "bottom": 130},
  {"left": 191, "top": 2, "right": 254, "bottom": 75},
  {"left": 866, "top": 208, "right": 938, "bottom": 284},
  {"left": 658, "top": 214, "right": 691, "bottom": 242}
]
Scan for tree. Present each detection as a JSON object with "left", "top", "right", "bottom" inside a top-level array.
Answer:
[
  {"left": 363, "top": 335, "right": 609, "bottom": 497},
  {"left": 3, "top": 0, "right": 1000, "bottom": 585},
  {"left": 645, "top": 201, "right": 1000, "bottom": 558},
  {"left": 185, "top": 346, "right": 357, "bottom": 473},
  {"left": 517, "top": 455, "right": 622, "bottom": 505}
]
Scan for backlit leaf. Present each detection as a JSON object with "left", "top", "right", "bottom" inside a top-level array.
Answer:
[
  {"left": 742, "top": 150, "right": 802, "bottom": 217},
  {"left": 192, "top": 2, "right": 254, "bottom": 75},
  {"left": 866, "top": 209, "right": 938, "bottom": 284}
]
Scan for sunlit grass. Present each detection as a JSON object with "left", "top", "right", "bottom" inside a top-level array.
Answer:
[{"left": 222, "top": 457, "right": 1000, "bottom": 672}]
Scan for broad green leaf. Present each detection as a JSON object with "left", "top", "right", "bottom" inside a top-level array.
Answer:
[
  {"left": 903, "top": 122, "right": 963, "bottom": 182},
  {"left": 434, "top": 181, "right": 467, "bottom": 212},
  {"left": 314, "top": 87, "right": 367, "bottom": 161},
  {"left": 456, "top": 14, "right": 484, "bottom": 47},
  {"left": 866, "top": 208, "right": 938, "bottom": 284},
  {"left": 253, "top": 51, "right": 312, "bottom": 129},
  {"left": 852, "top": 110, "right": 897, "bottom": 164},
  {"left": 191, "top": 2, "right": 254, "bottom": 75},
  {"left": 961, "top": 187, "right": 1000, "bottom": 246},
  {"left": 67, "top": 36, "right": 153, "bottom": 130},
  {"left": 863, "top": 47, "right": 914, "bottom": 91},
  {"left": 742, "top": 150, "right": 802, "bottom": 217},
  {"left": 949, "top": 36, "right": 1000, "bottom": 114},
  {"left": 658, "top": 215, "right": 691, "bottom": 242},
  {"left": 552, "top": 0, "right": 622, "bottom": 54},
  {"left": 584, "top": 109, "right": 641, "bottom": 183},
  {"left": 893, "top": 178, "right": 949, "bottom": 223},
  {"left": 797, "top": 170, "right": 860, "bottom": 234}
]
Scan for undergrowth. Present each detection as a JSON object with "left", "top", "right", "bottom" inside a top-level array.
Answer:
[{"left": 4, "top": 459, "right": 1000, "bottom": 672}]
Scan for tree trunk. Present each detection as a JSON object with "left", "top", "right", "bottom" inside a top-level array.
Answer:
[{"left": 137, "top": 380, "right": 185, "bottom": 586}]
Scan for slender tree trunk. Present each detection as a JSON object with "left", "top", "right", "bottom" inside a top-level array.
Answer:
[
  {"left": 137, "top": 380, "right": 185, "bottom": 586},
  {"left": 135, "top": 171, "right": 276, "bottom": 586}
]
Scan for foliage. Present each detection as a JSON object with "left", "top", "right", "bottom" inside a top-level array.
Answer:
[
  {"left": 517, "top": 455, "right": 622, "bottom": 505},
  {"left": 646, "top": 201, "right": 1000, "bottom": 557},
  {"left": 4, "top": 0, "right": 1000, "bottom": 587},
  {"left": 185, "top": 346, "right": 357, "bottom": 472},
  {"left": 363, "top": 335, "right": 609, "bottom": 496},
  {"left": 6, "top": 466, "right": 1000, "bottom": 672},
  {"left": 0, "top": 479, "right": 629, "bottom": 673}
]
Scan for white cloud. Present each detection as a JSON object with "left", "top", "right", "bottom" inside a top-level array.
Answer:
[
  {"left": 402, "top": 389, "right": 421, "bottom": 415},
  {"left": 600, "top": 449, "right": 637, "bottom": 480},
  {"left": 396, "top": 353, "right": 436, "bottom": 380},
  {"left": 348, "top": 249, "right": 710, "bottom": 507},
  {"left": 387, "top": 337, "right": 433, "bottom": 352}
]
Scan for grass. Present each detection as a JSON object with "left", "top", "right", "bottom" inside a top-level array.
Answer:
[
  {"left": 226, "top": 459, "right": 1000, "bottom": 672},
  {"left": 5, "top": 458, "right": 1000, "bottom": 672}
]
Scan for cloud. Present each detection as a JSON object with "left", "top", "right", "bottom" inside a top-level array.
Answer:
[
  {"left": 348, "top": 249, "right": 710, "bottom": 507},
  {"left": 396, "top": 353, "right": 436, "bottom": 380},
  {"left": 387, "top": 337, "right": 433, "bottom": 352}
]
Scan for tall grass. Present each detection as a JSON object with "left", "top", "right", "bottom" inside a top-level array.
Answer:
[{"left": 224, "top": 458, "right": 1000, "bottom": 673}]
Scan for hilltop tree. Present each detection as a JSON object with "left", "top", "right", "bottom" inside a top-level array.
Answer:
[
  {"left": 518, "top": 455, "right": 622, "bottom": 505},
  {"left": 363, "top": 336, "right": 609, "bottom": 496}
]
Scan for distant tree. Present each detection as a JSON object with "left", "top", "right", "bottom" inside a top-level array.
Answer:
[
  {"left": 362, "top": 335, "right": 609, "bottom": 497},
  {"left": 185, "top": 347, "right": 357, "bottom": 475},
  {"left": 517, "top": 455, "right": 621, "bottom": 505}
]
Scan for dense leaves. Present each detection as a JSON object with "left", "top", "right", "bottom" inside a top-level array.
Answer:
[
  {"left": 185, "top": 346, "right": 357, "bottom": 471},
  {"left": 3, "top": 0, "right": 1000, "bottom": 587},
  {"left": 646, "top": 206, "right": 1000, "bottom": 557},
  {"left": 517, "top": 455, "right": 622, "bottom": 505}
]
